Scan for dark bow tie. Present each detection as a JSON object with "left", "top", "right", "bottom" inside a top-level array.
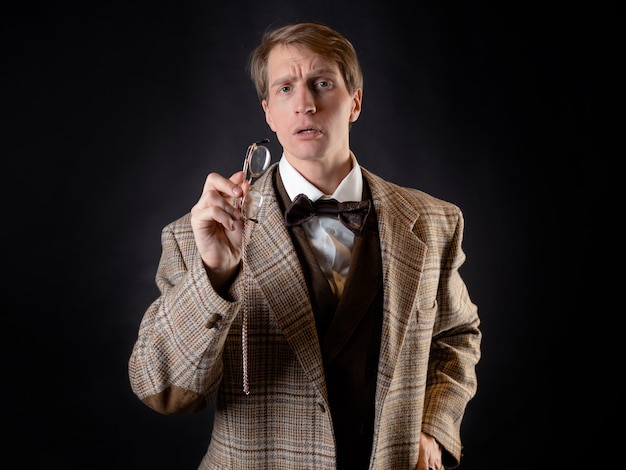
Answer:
[{"left": 284, "top": 193, "right": 371, "bottom": 235}]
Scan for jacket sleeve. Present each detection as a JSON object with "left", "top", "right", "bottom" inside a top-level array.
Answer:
[
  {"left": 420, "top": 206, "right": 482, "bottom": 468},
  {"left": 128, "top": 216, "right": 242, "bottom": 415}
]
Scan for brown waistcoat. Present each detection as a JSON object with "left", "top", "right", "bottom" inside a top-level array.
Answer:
[{"left": 274, "top": 171, "right": 384, "bottom": 470}]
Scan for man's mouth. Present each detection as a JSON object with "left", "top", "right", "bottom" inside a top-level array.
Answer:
[{"left": 296, "top": 128, "right": 320, "bottom": 134}]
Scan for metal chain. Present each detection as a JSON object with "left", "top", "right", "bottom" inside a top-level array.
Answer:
[{"left": 241, "top": 221, "right": 250, "bottom": 395}]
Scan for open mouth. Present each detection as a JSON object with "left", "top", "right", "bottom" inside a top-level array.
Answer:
[{"left": 296, "top": 127, "right": 320, "bottom": 135}]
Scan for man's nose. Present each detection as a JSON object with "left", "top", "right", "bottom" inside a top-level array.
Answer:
[{"left": 294, "top": 87, "right": 316, "bottom": 114}]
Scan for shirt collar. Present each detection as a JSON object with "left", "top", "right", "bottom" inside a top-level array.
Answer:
[{"left": 278, "top": 152, "right": 363, "bottom": 203}]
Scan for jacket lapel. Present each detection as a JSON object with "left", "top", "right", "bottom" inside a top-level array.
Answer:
[{"left": 361, "top": 169, "right": 428, "bottom": 400}]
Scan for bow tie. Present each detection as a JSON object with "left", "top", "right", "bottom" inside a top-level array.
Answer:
[{"left": 284, "top": 193, "right": 372, "bottom": 235}]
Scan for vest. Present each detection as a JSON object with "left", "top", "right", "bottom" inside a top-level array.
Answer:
[{"left": 274, "top": 170, "right": 384, "bottom": 470}]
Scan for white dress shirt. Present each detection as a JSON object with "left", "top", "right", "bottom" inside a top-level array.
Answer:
[{"left": 279, "top": 153, "right": 364, "bottom": 297}]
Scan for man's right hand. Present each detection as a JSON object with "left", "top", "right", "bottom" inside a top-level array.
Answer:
[{"left": 190, "top": 170, "right": 248, "bottom": 293}]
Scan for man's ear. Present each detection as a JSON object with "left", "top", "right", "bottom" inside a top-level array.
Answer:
[
  {"left": 349, "top": 89, "right": 363, "bottom": 123},
  {"left": 262, "top": 100, "right": 276, "bottom": 131}
]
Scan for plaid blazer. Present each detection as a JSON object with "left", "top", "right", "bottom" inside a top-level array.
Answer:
[{"left": 128, "top": 164, "right": 481, "bottom": 469}]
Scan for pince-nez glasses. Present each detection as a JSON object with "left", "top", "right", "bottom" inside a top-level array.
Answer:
[{"left": 237, "top": 139, "right": 271, "bottom": 223}]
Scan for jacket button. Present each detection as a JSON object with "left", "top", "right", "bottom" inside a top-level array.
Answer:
[{"left": 205, "top": 313, "right": 222, "bottom": 329}]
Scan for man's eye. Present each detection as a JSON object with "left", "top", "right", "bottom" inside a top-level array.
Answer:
[
  {"left": 316, "top": 81, "right": 330, "bottom": 89},
  {"left": 279, "top": 86, "right": 291, "bottom": 93}
]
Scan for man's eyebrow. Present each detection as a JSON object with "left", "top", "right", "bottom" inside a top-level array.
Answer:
[{"left": 270, "top": 67, "right": 338, "bottom": 87}]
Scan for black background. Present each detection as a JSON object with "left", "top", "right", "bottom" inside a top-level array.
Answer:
[{"left": 6, "top": 1, "right": 606, "bottom": 469}]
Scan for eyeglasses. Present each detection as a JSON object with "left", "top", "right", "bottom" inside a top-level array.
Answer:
[
  {"left": 239, "top": 139, "right": 271, "bottom": 396},
  {"left": 238, "top": 139, "right": 271, "bottom": 223}
]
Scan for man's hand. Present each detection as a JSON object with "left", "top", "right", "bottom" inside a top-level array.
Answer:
[
  {"left": 190, "top": 170, "right": 247, "bottom": 292},
  {"left": 416, "top": 432, "right": 443, "bottom": 470}
]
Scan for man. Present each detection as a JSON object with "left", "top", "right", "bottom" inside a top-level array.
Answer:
[{"left": 129, "top": 21, "right": 481, "bottom": 470}]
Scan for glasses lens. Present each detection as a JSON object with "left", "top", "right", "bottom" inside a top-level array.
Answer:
[
  {"left": 248, "top": 146, "right": 271, "bottom": 178},
  {"left": 242, "top": 189, "right": 263, "bottom": 222}
]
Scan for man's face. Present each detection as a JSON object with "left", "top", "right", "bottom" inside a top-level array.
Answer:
[{"left": 262, "top": 44, "right": 362, "bottom": 170}]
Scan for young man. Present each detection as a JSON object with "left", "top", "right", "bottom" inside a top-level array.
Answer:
[{"left": 129, "top": 22, "right": 481, "bottom": 470}]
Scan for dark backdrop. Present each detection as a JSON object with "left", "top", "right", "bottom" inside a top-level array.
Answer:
[{"left": 7, "top": 1, "right": 604, "bottom": 469}]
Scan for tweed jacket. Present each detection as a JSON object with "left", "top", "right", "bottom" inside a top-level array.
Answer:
[{"left": 128, "top": 163, "right": 481, "bottom": 470}]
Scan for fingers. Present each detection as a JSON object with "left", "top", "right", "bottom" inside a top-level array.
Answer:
[
  {"left": 191, "top": 171, "right": 248, "bottom": 275},
  {"left": 417, "top": 432, "right": 443, "bottom": 470},
  {"left": 202, "top": 170, "right": 245, "bottom": 198},
  {"left": 194, "top": 171, "right": 246, "bottom": 231}
]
